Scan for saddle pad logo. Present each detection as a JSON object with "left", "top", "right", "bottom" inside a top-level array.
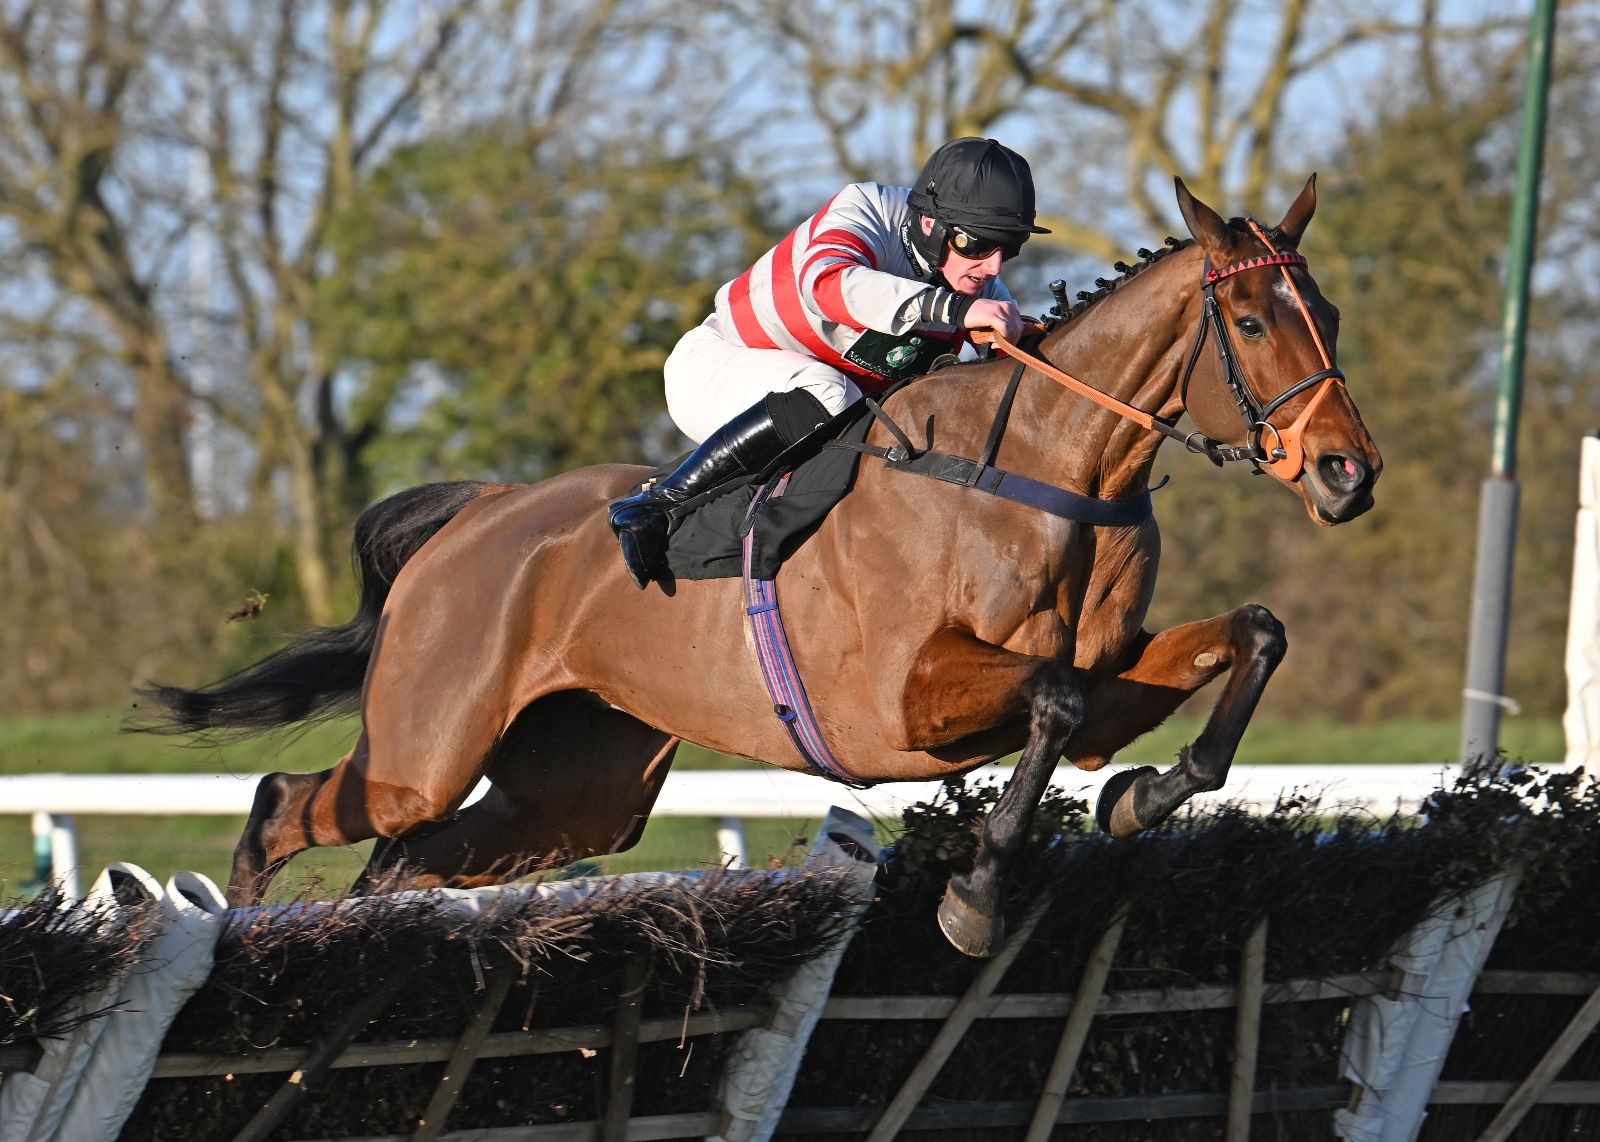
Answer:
[{"left": 845, "top": 329, "right": 952, "bottom": 381}]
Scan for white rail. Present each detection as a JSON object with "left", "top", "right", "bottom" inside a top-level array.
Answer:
[{"left": 3, "top": 763, "right": 1473, "bottom": 898}]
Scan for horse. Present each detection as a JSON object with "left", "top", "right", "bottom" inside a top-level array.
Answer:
[{"left": 141, "top": 177, "right": 1379, "bottom": 956}]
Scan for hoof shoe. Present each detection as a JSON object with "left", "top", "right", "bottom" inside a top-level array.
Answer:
[
  {"left": 937, "top": 882, "right": 1003, "bottom": 958},
  {"left": 1096, "top": 765, "right": 1157, "bottom": 838}
]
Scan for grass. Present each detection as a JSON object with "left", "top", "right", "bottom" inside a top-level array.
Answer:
[
  {"left": 1112, "top": 714, "right": 1565, "bottom": 767},
  {"left": 0, "top": 813, "right": 824, "bottom": 901},
  {"left": 0, "top": 708, "right": 1567, "bottom": 895}
]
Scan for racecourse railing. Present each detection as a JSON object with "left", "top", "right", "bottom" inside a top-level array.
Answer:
[{"left": 0, "top": 763, "right": 1470, "bottom": 898}]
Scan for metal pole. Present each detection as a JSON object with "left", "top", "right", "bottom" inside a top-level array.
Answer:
[{"left": 1459, "top": 0, "right": 1557, "bottom": 765}]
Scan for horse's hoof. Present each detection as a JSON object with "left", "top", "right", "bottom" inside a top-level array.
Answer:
[
  {"left": 1096, "top": 766, "right": 1157, "bottom": 838},
  {"left": 937, "top": 882, "right": 1003, "bottom": 958}
]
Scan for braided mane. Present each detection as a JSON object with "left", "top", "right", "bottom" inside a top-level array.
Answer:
[
  {"left": 1053, "top": 217, "right": 1284, "bottom": 326},
  {"left": 1055, "top": 236, "right": 1194, "bottom": 325}
]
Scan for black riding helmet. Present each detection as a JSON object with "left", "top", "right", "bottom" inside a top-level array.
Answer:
[{"left": 906, "top": 137, "right": 1050, "bottom": 268}]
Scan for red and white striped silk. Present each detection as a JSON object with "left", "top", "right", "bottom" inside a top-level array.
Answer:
[{"left": 713, "top": 182, "right": 1013, "bottom": 390}]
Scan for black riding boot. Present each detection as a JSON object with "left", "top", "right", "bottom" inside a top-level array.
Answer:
[{"left": 609, "top": 392, "right": 827, "bottom": 589}]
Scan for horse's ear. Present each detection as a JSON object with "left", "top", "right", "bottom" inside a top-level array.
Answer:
[
  {"left": 1174, "top": 177, "right": 1229, "bottom": 255},
  {"left": 1276, "top": 174, "right": 1317, "bottom": 245}
]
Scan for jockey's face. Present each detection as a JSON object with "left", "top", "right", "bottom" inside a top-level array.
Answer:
[{"left": 920, "top": 216, "right": 1006, "bottom": 296}]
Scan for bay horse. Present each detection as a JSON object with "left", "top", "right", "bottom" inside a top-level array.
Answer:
[{"left": 142, "top": 177, "right": 1379, "bottom": 956}]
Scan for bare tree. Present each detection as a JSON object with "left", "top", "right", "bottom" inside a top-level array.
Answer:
[
  {"left": 0, "top": 0, "right": 705, "bottom": 623},
  {"left": 0, "top": 1, "right": 197, "bottom": 533},
  {"left": 714, "top": 0, "right": 1521, "bottom": 259}
]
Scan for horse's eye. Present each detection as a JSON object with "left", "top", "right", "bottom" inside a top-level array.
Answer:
[{"left": 1235, "top": 316, "right": 1265, "bottom": 339}]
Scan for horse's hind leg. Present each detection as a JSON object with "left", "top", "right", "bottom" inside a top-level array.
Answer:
[
  {"left": 227, "top": 733, "right": 436, "bottom": 907},
  {"left": 1073, "top": 603, "right": 1287, "bottom": 839},
  {"left": 355, "top": 692, "right": 680, "bottom": 892}
]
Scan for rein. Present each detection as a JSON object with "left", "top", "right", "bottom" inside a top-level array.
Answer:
[
  {"left": 979, "top": 225, "right": 1346, "bottom": 481},
  {"left": 977, "top": 328, "right": 1261, "bottom": 467}
]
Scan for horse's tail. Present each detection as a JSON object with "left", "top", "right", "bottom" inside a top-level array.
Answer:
[{"left": 136, "top": 481, "right": 498, "bottom": 736}]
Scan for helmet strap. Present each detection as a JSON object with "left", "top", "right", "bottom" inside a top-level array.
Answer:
[{"left": 904, "top": 218, "right": 953, "bottom": 289}]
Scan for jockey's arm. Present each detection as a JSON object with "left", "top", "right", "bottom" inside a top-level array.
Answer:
[{"left": 804, "top": 246, "right": 1020, "bottom": 341}]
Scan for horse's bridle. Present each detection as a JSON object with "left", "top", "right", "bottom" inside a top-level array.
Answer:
[
  {"left": 1176, "top": 219, "right": 1347, "bottom": 480},
  {"left": 977, "top": 223, "right": 1347, "bottom": 482}
]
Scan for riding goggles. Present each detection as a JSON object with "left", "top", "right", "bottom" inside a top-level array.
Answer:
[{"left": 949, "top": 226, "right": 1026, "bottom": 261}]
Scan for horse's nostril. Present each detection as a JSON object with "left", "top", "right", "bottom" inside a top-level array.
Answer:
[{"left": 1319, "top": 453, "right": 1365, "bottom": 492}]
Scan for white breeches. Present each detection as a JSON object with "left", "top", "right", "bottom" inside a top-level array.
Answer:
[{"left": 663, "top": 318, "right": 863, "bottom": 443}]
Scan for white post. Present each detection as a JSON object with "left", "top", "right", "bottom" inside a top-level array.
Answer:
[
  {"left": 716, "top": 817, "right": 747, "bottom": 869},
  {"left": 31, "top": 811, "right": 81, "bottom": 899},
  {"left": 30, "top": 810, "right": 52, "bottom": 888},
  {"left": 1564, "top": 431, "right": 1600, "bottom": 766},
  {"left": 50, "top": 814, "right": 80, "bottom": 900}
]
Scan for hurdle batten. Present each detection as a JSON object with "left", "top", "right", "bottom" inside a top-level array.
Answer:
[{"left": 0, "top": 848, "right": 1579, "bottom": 1138}]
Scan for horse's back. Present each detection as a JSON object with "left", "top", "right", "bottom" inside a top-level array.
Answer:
[{"left": 369, "top": 463, "right": 784, "bottom": 745}]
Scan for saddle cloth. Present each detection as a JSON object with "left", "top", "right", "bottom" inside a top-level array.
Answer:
[{"left": 662, "top": 403, "right": 875, "bottom": 582}]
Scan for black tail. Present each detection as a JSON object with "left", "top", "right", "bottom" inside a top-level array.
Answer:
[{"left": 136, "top": 481, "right": 494, "bottom": 736}]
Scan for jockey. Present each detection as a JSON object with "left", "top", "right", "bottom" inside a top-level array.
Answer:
[{"left": 608, "top": 136, "right": 1050, "bottom": 588}]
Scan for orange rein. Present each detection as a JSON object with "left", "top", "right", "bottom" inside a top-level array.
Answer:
[
  {"left": 972, "top": 325, "right": 1160, "bottom": 432},
  {"left": 971, "top": 325, "right": 1227, "bottom": 461}
]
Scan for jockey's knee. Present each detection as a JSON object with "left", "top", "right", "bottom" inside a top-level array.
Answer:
[{"left": 765, "top": 388, "right": 832, "bottom": 442}]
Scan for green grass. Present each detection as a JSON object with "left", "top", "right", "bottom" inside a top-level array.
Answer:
[
  {"left": 0, "top": 709, "right": 1567, "bottom": 775},
  {"left": 0, "top": 709, "right": 1567, "bottom": 895},
  {"left": 1111, "top": 714, "right": 1565, "bottom": 767},
  {"left": 0, "top": 710, "right": 766, "bottom": 776}
]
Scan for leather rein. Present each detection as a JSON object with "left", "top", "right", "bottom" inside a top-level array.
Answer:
[{"left": 979, "top": 220, "right": 1346, "bottom": 482}]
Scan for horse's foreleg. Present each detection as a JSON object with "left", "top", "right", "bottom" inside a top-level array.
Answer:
[
  {"left": 1082, "top": 603, "right": 1286, "bottom": 839},
  {"left": 937, "top": 659, "right": 1085, "bottom": 957}
]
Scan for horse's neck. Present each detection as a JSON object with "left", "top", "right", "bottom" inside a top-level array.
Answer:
[{"left": 997, "top": 251, "right": 1202, "bottom": 498}]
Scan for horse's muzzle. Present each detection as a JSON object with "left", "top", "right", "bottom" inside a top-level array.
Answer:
[{"left": 1305, "top": 450, "right": 1379, "bottom": 524}]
